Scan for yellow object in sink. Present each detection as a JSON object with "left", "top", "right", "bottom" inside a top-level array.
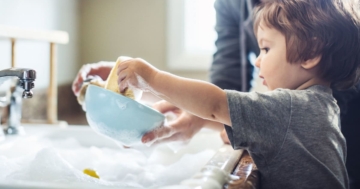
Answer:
[{"left": 83, "top": 168, "right": 100, "bottom": 179}]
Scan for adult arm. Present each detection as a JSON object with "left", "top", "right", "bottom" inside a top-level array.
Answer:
[{"left": 210, "top": 0, "right": 257, "bottom": 91}]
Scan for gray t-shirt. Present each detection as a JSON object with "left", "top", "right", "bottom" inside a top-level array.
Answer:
[{"left": 225, "top": 85, "right": 348, "bottom": 189}]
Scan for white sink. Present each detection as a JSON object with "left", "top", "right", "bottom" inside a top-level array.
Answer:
[{"left": 0, "top": 125, "right": 226, "bottom": 189}]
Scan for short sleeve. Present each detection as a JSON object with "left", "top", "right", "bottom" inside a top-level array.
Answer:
[{"left": 225, "top": 89, "right": 292, "bottom": 161}]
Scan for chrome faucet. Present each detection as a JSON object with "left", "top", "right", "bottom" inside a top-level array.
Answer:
[
  {"left": 0, "top": 68, "right": 36, "bottom": 98},
  {"left": 0, "top": 68, "right": 36, "bottom": 135}
]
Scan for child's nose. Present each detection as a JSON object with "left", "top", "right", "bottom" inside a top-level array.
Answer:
[{"left": 255, "top": 56, "right": 261, "bottom": 68}]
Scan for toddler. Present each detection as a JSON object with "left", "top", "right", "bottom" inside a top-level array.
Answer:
[{"left": 116, "top": 0, "right": 360, "bottom": 188}]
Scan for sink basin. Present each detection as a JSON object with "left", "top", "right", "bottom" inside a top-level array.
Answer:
[{"left": 0, "top": 125, "right": 225, "bottom": 189}]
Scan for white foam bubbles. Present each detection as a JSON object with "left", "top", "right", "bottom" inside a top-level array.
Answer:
[{"left": 0, "top": 129, "right": 223, "bottom": 188}]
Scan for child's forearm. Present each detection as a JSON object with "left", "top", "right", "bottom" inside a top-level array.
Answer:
[
  {"left": 150, "top": 71, "right": 232, "bottom": 126},
  {"left": 203, "top": 119, "right": 226, "bottom": 131}
]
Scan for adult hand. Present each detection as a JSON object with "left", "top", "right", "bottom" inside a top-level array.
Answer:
[
  {"left": 141, "top": 100, "right": 206, "bottom": 145},
  {"left": 72, "top": 62, "right": 115, "bottom": 96}
]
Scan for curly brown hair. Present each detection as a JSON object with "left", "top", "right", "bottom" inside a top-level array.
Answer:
[{"left": 253, "top": 0, "right": 360, "bottom": 90}]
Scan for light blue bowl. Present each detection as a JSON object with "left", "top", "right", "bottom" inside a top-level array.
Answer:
[{"left": 85, "top": 84, "right": 165, "bottom": 146}]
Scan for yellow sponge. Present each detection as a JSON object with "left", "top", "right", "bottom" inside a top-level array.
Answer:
[
  {"left": 104, "top": 56, "right": 135, "bottom": 99},
  {"left": 77, "top": 56, "right": 137, "bottom": 110}
]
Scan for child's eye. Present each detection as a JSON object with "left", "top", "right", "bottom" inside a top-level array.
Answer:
[{"left": 261, "top": 48, "right": 269, "bottom": 53}]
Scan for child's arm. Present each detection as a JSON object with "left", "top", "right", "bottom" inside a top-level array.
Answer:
[
  {"left": 153, "top": 71, "right": 231, "bottom": 125},
  {"left": 117, "top": 58, "right": 232, "bottom": 126}
]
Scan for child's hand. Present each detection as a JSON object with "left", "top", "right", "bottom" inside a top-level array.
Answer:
[
  {"left": 220, "top": 128, "right": 230, "bottom": 144},
  {"left": 116, "top": 58, "right": 159, "bottom": 93}
]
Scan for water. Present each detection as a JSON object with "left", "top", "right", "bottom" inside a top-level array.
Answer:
[{"left": 0, "top": 129, "right": 223, "bottom": 189}]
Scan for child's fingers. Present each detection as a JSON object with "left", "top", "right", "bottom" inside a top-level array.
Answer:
[
  {"left": 117, "top": 71, "right": 128, "bottom": 92},
  {"left": 117, "top": 62, "right": 128, "bottom": 75}
]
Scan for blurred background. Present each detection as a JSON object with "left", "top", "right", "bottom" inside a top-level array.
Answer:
[{"left": 0, "top": 0, "right": 218, "bottom": 125}]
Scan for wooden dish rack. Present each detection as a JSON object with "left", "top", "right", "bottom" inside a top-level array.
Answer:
[{"left": 0, "top": 25, "right": 69, "bottom": 124}]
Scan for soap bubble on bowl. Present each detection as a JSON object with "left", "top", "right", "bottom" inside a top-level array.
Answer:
[
  {"left": 86, "top": 115, "right": 144, "bottom": 147},
  {"left": 85, "top": 84, "right": 165, "bottom": 146},
  {"left": 115, "top": 99, "right": 128, "bottom": 110},
  {"left": 99, "top": 93, "right": 106, "bottom": 98},
  {"left": 130, "top": 86, "right": 143, "bottom": 101}
]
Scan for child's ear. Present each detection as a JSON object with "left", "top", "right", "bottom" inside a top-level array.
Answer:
[{"left": 301, "top": 56, "right": 321, "bottom": 70}]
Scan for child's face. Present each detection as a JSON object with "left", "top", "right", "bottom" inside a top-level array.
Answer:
[{"left": 255, "top": 24, "right": 310, "bottom": 90}]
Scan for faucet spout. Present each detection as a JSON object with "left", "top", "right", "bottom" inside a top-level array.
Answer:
[
  {"left": 0, "top": 68, "right": 36, "bottom": 98},
  {"left": 0, "top": 68, "right": 36, "bottom": 79}
]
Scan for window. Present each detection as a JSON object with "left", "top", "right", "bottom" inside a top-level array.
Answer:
[{"left": 166, "top": 0, "right": 216, "bottom": 71}]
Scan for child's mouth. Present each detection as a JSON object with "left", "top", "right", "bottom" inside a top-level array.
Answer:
[{"left": 260, "top": 76, "right": 267, "bottom": 86}]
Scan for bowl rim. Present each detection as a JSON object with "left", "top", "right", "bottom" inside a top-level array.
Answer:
[{"left": 86, "top": 84, "right": 165, "bottom": 118}]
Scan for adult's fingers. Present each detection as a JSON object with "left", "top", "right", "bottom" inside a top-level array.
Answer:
[
  {"left": 141, "top": 125, "right": 175, "bottom": 144},
  {"left": 150, "top": 116, "right": 197, "bottom": 145},
  {"left": 72, "top": 64, "right": 93, "bottom": 96},
  {"left": 72, "top": 74, "right": 85, "bottom": 96},
  {"left": 142, "top": 115, "right": 195, "bottom": 146},
  {"left": 152, "top": 100, "right": 178, "bottom": 114},
  {"left": 152, "top": 132, "right": 189, "bottom": 145}
]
